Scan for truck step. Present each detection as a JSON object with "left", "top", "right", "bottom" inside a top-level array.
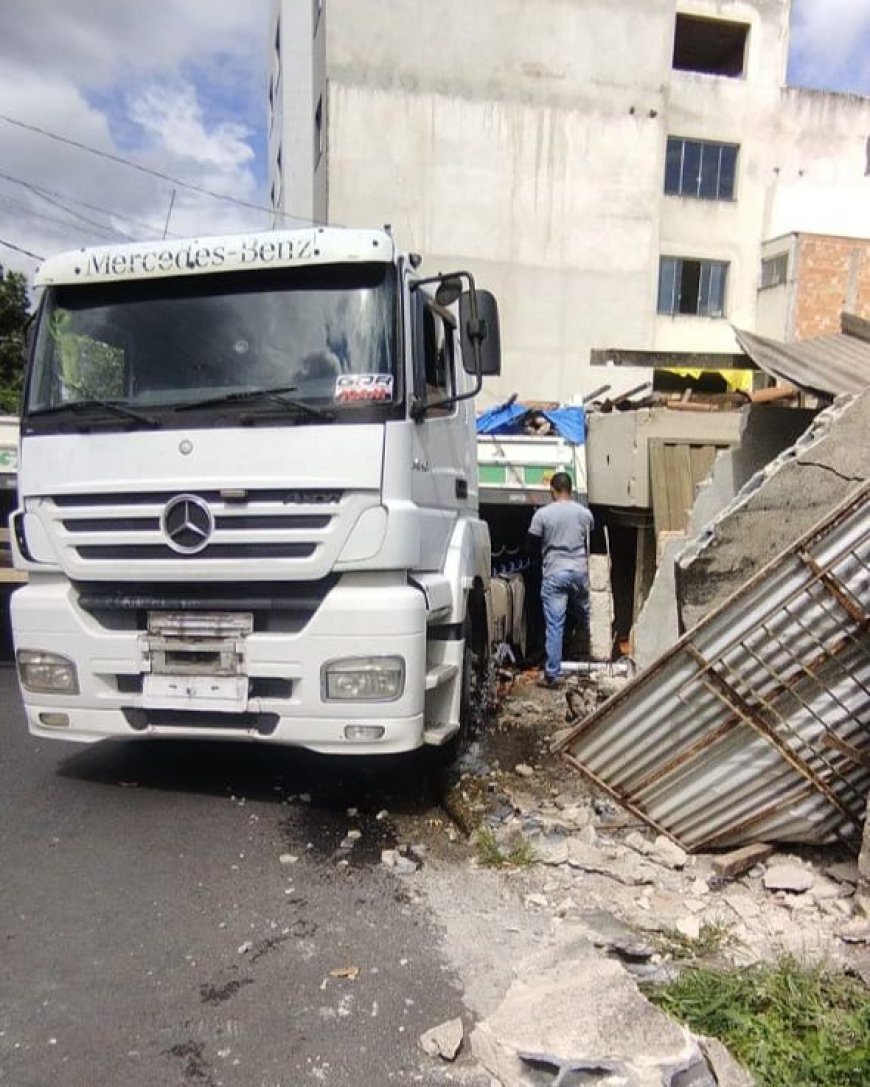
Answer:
[
  {"left": 424, "top": 663, "right": 458, "bottom": 691},
  {"left": 422, "top": 721, "right": 460, "bottom": 747}
]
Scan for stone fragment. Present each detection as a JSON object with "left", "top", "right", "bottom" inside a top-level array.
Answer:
[
  {"left": 810, "top": 876, "right": 847, "bottom": 903},
  {"left": 723, "top": 892, "right": 761, "bottom": 921},
  {"left": 570, "top": 910, "right": 655, "bottom": 962},
  {"left": 696, "top": 1035, "right": 755, "bottom": 1087},
  {"left": 419, "top": 1017, "right": 464, "bottom": 1061},
  {"left": 625, "top": 830, "right": 651, "bottom": 855},
  {"left": 763, "top": 864, "right": 814, "bottom": 894},
  {"left": 536, "top": 839, "right": 570, "bottom": 866},
  {"left": 514, "top": 764, "right": 535, "bottom": 779},
  {"left": 279, "top": 853, "right": 299, "bottom": 865},
  {"left": 525, "top": 894, "right": 548, "bottom": 909},
  {"left": 825, "top": 861, "right": 860, "bottom": 885},
  {"left": 710, "top": 843, "right": 774, "bottom": 880},
  {"left": 676, "top": 917, "right": 701, "bottom": 941},
  {"left": 650, "top": 835, "right": 688, "bottom": 870},
  {"left": 837, "top": 919, "right": 870, "bottom": 944}
]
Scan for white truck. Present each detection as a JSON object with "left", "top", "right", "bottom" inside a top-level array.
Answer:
[
  {"left": 1, "top": 414, "right": 23, "bottom": 587},
  {"left": 9, "top": 227, "right": 501, "bottom": 756}
]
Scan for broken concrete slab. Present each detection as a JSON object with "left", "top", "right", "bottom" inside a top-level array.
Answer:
[{"left": 470, "top": 938, "right": 715, "bottom": 1087}]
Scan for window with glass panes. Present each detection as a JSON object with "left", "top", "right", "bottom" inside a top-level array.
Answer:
[
  {"left": 658, "top": 257, "right": 728, "bottom": 317},
  {"left": 665, "top": 138, "right": 738, "bottom": 200}
]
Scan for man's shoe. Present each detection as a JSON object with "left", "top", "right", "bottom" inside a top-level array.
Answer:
[{"left": 536, "top": 674, "right": 564, "bottom": 689}]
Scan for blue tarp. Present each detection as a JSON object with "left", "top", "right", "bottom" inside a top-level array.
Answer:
[{"left": 476, "top": 402, "right": 585, "bottom": 444}]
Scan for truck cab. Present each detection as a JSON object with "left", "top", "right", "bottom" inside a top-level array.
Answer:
[{"left": 10, "top": 227, "right": 500, "bottom": 755}]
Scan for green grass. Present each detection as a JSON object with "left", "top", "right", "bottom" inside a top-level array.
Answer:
[
  {"left": 475, "top": 826, "right": 537, "bottom": 868},
  {"left": 645, "top": 955, "right": 870, "bottom": 1087}
]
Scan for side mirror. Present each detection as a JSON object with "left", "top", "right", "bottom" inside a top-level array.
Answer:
[{"left": 460, "top": 290, "right": 501, "bottom": 377}]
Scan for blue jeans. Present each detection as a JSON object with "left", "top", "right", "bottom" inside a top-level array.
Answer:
[{"left": 541, "top": 568, "right": 590, "bottom": 680}]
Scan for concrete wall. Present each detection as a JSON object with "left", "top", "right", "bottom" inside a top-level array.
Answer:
[
  {"left": 271, "top": 0, "right": 870, "bottom": 404},
  {"left": 629, "top": 402, "right": 814, "bottom": 663},
  {"left": 586, "top": 406, "right": 745, "bottom": 509},
  {"left": 676, "top": 389, "right": 870, "bottom": 632}
]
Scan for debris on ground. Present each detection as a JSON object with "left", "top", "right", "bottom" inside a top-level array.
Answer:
[{"left": 420, "top": 1017, "right": 464, "bottom": 1061}]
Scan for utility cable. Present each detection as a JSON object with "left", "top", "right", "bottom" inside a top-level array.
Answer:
[
  {"left": 0, "top": 194, "right": 124, "bottom": 242},
  {"left": 0, "top": 170, "right": 176, "bottom": 238},
  {"left": 0, "top": 113, "right": 318, "bottom": 226},
  {"left": 0, "top": 237, "right": 43, "bottom": 260}
]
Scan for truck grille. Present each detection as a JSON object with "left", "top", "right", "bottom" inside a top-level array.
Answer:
[{"left": 41, "top": 488, "right": 346, "bottom": 568}]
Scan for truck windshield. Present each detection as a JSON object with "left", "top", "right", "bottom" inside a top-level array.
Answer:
[{"left": 25, "top": 262, "right": 398, "bottom": 426}]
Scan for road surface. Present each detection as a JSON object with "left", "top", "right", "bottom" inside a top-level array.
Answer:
[{"left": 0, "top": 664, "right": 486, "bottom": 1087}]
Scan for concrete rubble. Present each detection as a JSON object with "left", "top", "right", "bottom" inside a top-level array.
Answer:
[
  {"left": 471, "top": 937, "right": 717, "bottom": 1087},
  {"left": 409, "top": 667, "right": 868, "bottom": 1087}
]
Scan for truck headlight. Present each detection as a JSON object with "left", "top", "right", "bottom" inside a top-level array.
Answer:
[
  {"left": 321, "top": 656, "right": 405, "bottom": 702},
  {"left": 17, "top": 650, "right": 79, "bottom": 694}
]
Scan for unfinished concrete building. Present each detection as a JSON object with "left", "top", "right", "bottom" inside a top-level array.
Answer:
[{"left": 267, "top": 0, "right": 870, "bottom": 404}]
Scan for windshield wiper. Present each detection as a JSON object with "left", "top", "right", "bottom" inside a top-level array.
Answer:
[
  {"left": 29, "top": 397, "right": 160, "bottom": 428},
  {"left": 174, "top": 386, "right": 334, "bottom": 421}
]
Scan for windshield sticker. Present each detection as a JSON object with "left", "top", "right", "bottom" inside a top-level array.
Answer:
[{"left": 334, "top": 374, "right": 394, "bottom": 403}]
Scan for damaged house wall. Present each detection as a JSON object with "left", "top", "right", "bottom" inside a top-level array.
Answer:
[
  {"left": 676, "top": 388, "right": 870, "bottom": 632},
  {"left": 631, "top": 402, "right": 816, "bottom": 668}
]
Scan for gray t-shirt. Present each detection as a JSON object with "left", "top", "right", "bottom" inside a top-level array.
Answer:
[{"left": 528, "top": 499, "right": 594, "bottom": 578}]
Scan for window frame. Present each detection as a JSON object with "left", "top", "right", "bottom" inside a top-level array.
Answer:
[
  {"left": 658, "top": 257, "right": 729, "bottom": 318},
  {"left": 413, "top": 291, "right": 458, "bottom": 416},
  {"left": 665, "top": 137, "right": 738, "bottom": 201}
]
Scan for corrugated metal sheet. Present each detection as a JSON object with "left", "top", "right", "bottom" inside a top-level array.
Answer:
[
  {"left": 559, "top": 483, "right": 870, "bottom": 851},
  {"left": 734, "top": 325, "right": 870, "bottom": 397}
]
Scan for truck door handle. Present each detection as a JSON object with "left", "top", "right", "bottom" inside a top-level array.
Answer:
[{"left": 455, "top": 478, "right": 468, "bottom": 499}]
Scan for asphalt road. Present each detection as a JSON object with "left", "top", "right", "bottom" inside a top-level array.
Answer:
[{"left": 0, "top": 664, "right": 483, "bottom": 1087}]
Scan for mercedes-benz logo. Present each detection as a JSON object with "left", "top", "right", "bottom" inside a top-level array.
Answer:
[{"left": 161, "top": 494, "right": 214, "bottom": 555}]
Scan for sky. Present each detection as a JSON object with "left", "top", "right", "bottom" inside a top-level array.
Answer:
[{"left": 0, "top": 0, "right": 867, "bottom": 286}]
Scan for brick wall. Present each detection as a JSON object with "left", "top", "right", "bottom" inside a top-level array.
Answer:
[{"left": 793, "top": 235, "right": 870, "bottom": 340}]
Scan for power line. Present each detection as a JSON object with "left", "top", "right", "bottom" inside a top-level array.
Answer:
[
  {"left": 0, "top": 170, "right": 176, "bottom": 238},
  {"left": 0, "top": 192, "right": 127, "bottom": 243},
  {"left": 0, "top": 237, "right": 43, "bottom": 260},
  {"left": 0, "top": 112, "right": 316, "bottom": 226}
]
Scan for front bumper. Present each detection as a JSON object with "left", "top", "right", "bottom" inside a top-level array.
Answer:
[{"left": 11, "top": 575, "right": 428, "bottom": 755}]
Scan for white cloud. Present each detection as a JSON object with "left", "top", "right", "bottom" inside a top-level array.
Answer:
[
  {"left": 128, "top": 83, "right": 255, "bottom": 174},
  {"left": 0, "top": 1, "right": 272, "bottom": 281},
  {"left": 789, "top": 0, "right": 870, "bottom": 95}
]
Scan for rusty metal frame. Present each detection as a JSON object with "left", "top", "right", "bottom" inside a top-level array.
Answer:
[{"left": 559, "top": 483, "right": 870, "bottom": 851}]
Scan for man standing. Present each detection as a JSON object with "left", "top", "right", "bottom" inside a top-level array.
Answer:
[{"left": 527, "top": 472, "right": 594, "bottom": 688}]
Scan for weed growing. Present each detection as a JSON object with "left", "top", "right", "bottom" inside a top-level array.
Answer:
[
  {"left": 645, "top": 955, "right": 870, "bottom": 1087},
  {"left": 653, "top": 920, "right": 738, "bottom": 962},
  {"left": 475, "top": 827, "right": 537, "bottom": 868}
]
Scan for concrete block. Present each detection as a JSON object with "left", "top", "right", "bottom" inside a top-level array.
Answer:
[{"left": 711, "top": 843, "right": 774, "bottom": 881}]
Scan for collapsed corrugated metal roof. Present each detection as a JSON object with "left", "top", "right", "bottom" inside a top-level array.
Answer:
[
  {"left": 734, "top": 314, "right": 870, "bottom": 398},
  {"left": 558, "top": 483, "right": 870, "bottom": 852}
]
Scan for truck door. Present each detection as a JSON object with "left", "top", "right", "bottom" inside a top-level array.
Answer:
[{"left": 410, "top": 289, "right": 474, "bottom": 570}]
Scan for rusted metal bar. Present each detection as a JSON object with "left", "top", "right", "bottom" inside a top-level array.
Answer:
[
  {"left": 563, "top": 754, "right": 683, "bottom": 847},
  {"left": 822, "top": 732, "right": 870, "bottom": 772},
  {"left": 627, "top": 716, "right": 740, "bottom": 797},
  {"left": 797, "top": 546, "right": 868, "bottom": 626},
  {"left": 686, "top": 644, "right": 862, "bottom": 830}
]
